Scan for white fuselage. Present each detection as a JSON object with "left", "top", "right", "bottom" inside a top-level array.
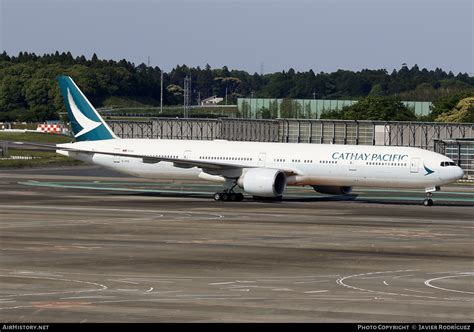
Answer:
[{"left": 57, "top": 139, "right": 463, "bottom": 190}]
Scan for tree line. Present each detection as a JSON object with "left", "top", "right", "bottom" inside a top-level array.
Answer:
[{"left": 0, "top": 51, "right": 473, "bottom": 122}]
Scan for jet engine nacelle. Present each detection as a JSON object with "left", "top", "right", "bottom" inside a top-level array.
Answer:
[
  {"left": 312, "top": 185, "right": 352, "bottom": 195},
  {"left": 238, "top": 168, "right": 286, "bottom": 197}
]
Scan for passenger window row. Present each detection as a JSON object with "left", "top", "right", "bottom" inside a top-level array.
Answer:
[
  {"left": 199, "top": 156, "right": 252, "bottom": 161},
  {"left": 366, "top": 162, "right": 407, "bottom": 166},
  {"left": 273, "top": 159, "right": 314, "bottom": 163}
]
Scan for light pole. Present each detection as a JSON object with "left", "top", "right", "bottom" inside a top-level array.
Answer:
[{"left": 160, "top": 69, "right": 163, "bottom": 114}]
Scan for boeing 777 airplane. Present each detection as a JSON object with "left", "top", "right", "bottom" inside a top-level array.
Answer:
[{"left": 53, "top": 76, "right": 464, "bottom": 206}]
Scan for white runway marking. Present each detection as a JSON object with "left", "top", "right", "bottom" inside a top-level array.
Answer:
[
  {"left": 304, "top": 290, "right": 329, "bottom": 294},
  {"left": 61, "top": 295, "right": 115, "bottom": 300},
  {"left": 209, "top": 282, "right": 235, "bottom": 285},
  {"left": 424, "top": 273, "right": 474, "bottom": 295},
  {"left": 15, "top": 271, "right": 64, "bottom": 277},
  {"left": 1, "top": 266, "right": 472, "bottom": 315},
  {"left": 0, "top": 305, "right": 36, "bottom": 311},
  {"left": 147, "top": 290, "right": 183, "bottom": 294},
  {"left": 337, "top": 270, "right": 474, "bottom": 302},
  {"left": 0, "top": 204, "right": 225, "bottom": 220},
  {"left": 108, "top": 279, "right": 140, "bottom": 285},
  {"left": 294, "top": 280, "right": 329, "bottom": 284},
  {"left": 427, "top": 271, "right": 468, "bottom": 275},
  {"left": 306, "top": 297, "right": 374, "bottom": 301},
  {"left": 338, "top": 270, "right": 432, "bottom": 299},
  {"left": 392, "top": 274, "right": 414, "bottom": 279},
  {"left": 0, "top": 274, "right": 108, "bottom": 298},
  {"left": 224, "top": 285, "right": 263, "bottom": 289}
]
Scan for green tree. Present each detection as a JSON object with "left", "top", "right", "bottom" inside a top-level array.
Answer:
[
  {"left": 196, "top": 64, "right": 213, "bottom": 98},
  {"left": 319, "top": 108, "right": 343, "bottom": 119},
  {"left": 429, "top": 93, "right": 472, "bottom": 120},
  {"left": 1, "top": 51, "right": 474, "bottom": 122},
  {"left": 340, "top": 96, "right": 417, "bottom": 121},
  {"left": 269, "top": 99, "right": 279, "bottom": 118},
  {"left": 369, "top": 84, "right": 386, "bottom": 96},
  {"left": 214, "top": 76, "right": 242, "bottom": 101},
  {"left": 280, "top": 98, "right": 298, "bottom": 118},
  {"left": 303, "top": 102, "right": 312, "bottom": 118},
  {"left": 24, "top": 78, "right": 51, "bottom": 109},
  {"left": 258, "top": 107, "right": 272, "bottom": 119},
  {"left": 435, "top": 97, "right": 474, "bottom": 123},
  {"left": 240, "top": 100, "right": 251, "bottom": 118},
  {"left": 31, "top": 105, "right": 58, "bottom": 121},
  {"left": 0, "top": 76, "right": 25, "bottom": 112}
]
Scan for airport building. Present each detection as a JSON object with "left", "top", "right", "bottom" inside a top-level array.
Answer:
[
  {"left": 237, "top": 98, "right": 432, "bottom": 119},
  {"left": 435, "top": 138, "right": 474, "bottom": 180}
]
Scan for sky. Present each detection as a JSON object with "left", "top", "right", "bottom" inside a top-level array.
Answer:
[{"left": 0, "top": 0, "right": 473, "bottom": 74}]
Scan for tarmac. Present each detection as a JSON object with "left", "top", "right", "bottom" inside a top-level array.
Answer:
[{"left": 0, "top": 165, "right": 473, "bottom": 322}]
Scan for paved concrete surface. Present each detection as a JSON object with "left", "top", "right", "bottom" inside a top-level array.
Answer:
[{"left": 0, "top": 166, "right": 473, "bottom": 322}]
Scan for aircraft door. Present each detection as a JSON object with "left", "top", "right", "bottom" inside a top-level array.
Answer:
[
  {"left": 113, "top": 148, "right": 120, "bottom": 163},
  {"left": 258, "top": 153, "right": 266, "bottom": 167},
  {"left": 349, "top": 160, "right": 356, "bottom": 171},
  {"left": 184, "top": 150, "right": 192, "bottom": 160},
  {"left": 410, "top": 158, "right": 420, "bottom": 173}
]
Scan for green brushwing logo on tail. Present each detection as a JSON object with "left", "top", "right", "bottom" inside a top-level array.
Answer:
[
  {"left": 424, "top": 164, "right": 434, "bottom": 176},
  {"left": 58, "top": 76, "right": 115, "bottom": 141}
]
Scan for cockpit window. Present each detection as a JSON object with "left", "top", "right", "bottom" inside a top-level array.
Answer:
[{"left": 440, "top": 161, "right": 456, "bottom": 167}]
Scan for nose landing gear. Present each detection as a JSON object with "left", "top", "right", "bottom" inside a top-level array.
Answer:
[
  {"left": 423, "top": 186, "right": 439, "bottom": 207},
  {"left": 423, "top": 193, "right": 434, "bottom": 207}
]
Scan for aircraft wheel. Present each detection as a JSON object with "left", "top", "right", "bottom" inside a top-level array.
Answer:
[
  {"left": 236, "top": 193, "right": 244, "bottom": 201},
  {"left": 221, "top": 193, "right": 229, "bottom": 201},
  {"left": 423, "top": 198, "right": 434, "bottom": 207},
  {"left": 213, "top": 193, "right": 222, "bottom": 201},
  {"left": 230, "top": 193, "right": 237, "bottom": 201}
]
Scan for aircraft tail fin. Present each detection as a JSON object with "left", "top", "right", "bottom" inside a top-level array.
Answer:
[{"left": 57, "top": 76, "right": 117, "bottom": 141}]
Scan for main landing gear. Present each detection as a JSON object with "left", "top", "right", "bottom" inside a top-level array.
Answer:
[
  {"left": 213, "top": 180, "right": 244, "bottom": 202},
  {"left": 213, "top": 191, "right": 244, "bottom": 202}
]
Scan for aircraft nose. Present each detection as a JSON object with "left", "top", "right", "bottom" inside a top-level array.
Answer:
[{"left": 454, "top": 166, "right": 464, "bottom": 180}]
